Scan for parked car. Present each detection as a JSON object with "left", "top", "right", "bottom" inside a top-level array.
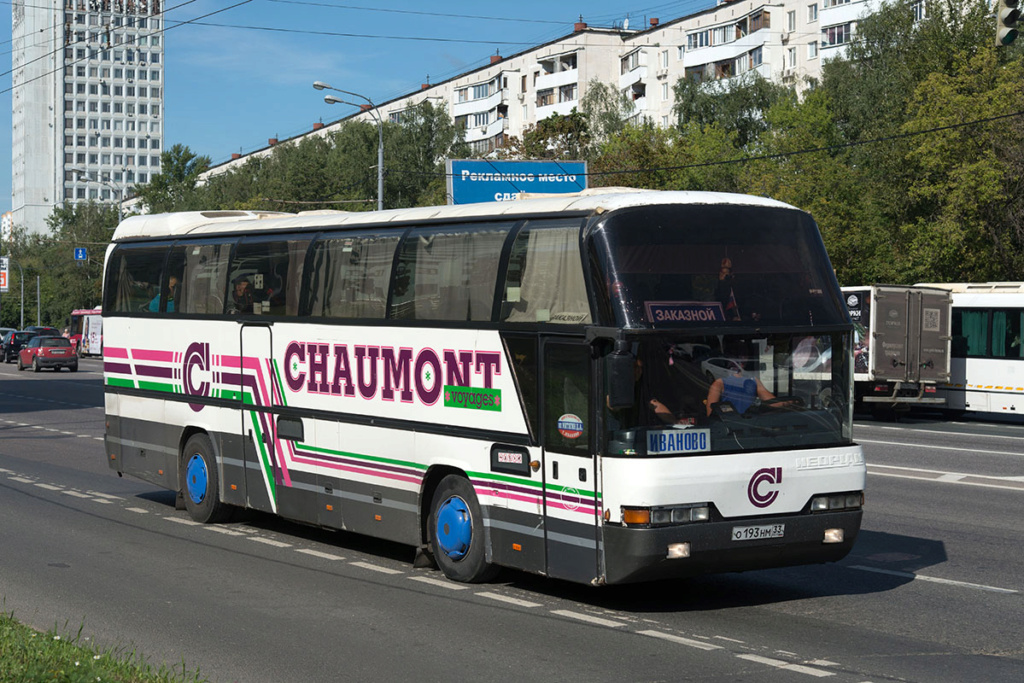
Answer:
[
  {"left": 18, "top": 335, "right": 78, "bottom": 372},
  {"left": 0, "top": 327, "right": 14, "bottom": 341},
  {"left": 2, "top": 330, "right": 38, "bottom": 363}
]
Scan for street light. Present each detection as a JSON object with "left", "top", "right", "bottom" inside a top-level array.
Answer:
[
  {"left": 74, "top": 168, "right": 124, "bottom": 223},
  {"left": 313, "top": 81, "right": 384, "bottom": 211}
]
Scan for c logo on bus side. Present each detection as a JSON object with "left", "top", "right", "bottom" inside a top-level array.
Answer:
[
  {"left": 183, "top": 342, "right": 211, "bottom": 413},
  {"left": 747, "top": 467, "right": 782, "bottom": 508}
]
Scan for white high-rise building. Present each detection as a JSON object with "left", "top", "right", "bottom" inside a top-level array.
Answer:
[{"left": 11, "top": 0, "right": 165, "bottom": 234}]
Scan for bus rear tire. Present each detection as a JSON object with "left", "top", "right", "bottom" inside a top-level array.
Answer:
[
  {"left": 429, "top": 475, "right": 498, "bottom": 583},
  {"left": 181, "top": 433, "right": 228, "bottom": 524}
]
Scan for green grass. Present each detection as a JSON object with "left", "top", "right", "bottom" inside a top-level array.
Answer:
[{"left": 0, "top": 612, "right": 208, "bottom": 683}]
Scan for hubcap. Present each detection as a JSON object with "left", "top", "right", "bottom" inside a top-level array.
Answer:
[
  {"left": 435, "top": 495, "right": 472, "bottom": 560},
  {"left": 185, "top": 453, "right": 208, "bottom": 505}
]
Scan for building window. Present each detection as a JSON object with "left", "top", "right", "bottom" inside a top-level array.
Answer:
[
  {"left": 472, "top": 112, "right": 489, "bottom": 127},
  {"left": 662, "top": 82, "right": 669, "bottom": 100},
  {"left": 620, "top": 50, "right": 641, "bottom": 74},
  {"left": 822, "top": 0, "right": 850, "bottom": 6},
  {"left": 537, "top": 88, "right": 554, "bottom": 107},
  {"left": 677, "top": 46, "right": 685, "bottom": 60},
  {"left": 788, "top": 47, "right": 797, "bottom": 68},
  {"left": 558, "top": 83, "right": 577, "bottom": 102},
  {"left": 751, "top": 46, "right": 763, "bottom": 67},
  {"left": 660, "top": 50, "right": 669, "bottom": 68},
  {"left": 808, "top": 3, "right": 818, "bottom": 22},
  {"left": 787, "top": 10, "right": 796, "bottom": 32},
  {"left": 822, "top": 22, "right": 852, "bottom": 47},
  {"left": 808, "top": 41, "right": 819, "bottom": 59}
]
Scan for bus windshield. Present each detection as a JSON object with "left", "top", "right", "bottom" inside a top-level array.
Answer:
[
  {"left": 587, "top": 204, "right": 847, "bottom": 329},
  {"left": 605, "top": 331, "right": 851, "bottom": 456}
]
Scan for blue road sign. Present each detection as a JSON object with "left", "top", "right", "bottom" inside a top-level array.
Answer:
[
  {"left": 447, "top": 159, "right": 587, "bottom": 205},
  {"left": 74, "top": 248, "right": 87, "bottom": 261}
]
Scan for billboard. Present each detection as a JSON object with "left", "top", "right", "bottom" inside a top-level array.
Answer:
[{"left": 447, "top": 160, "right": 587, "bottom": 205}]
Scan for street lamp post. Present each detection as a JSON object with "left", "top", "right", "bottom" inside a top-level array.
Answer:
[
  {"left": 313, "top": 81, "right": 384, "bottom": 211},
  {"left": 74, "top": 168, "right": 124, "bottom": 223}
]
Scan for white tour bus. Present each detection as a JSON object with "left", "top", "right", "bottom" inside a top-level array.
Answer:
[
  {"left": 103, "top": 189, "right": 865, "bottom": 585},
  {"left": 916, "top": 282, "right": 1024, "bottom": 417}
]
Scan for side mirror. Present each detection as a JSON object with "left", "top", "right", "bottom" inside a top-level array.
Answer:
[{"left": 607, "top": 352, "right": 636, "bottom": 410}]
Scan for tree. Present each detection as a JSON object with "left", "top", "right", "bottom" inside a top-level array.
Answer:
[
  {"left": 673, "top": 72, "right": 796, "bottom": 148},
  {"left": 506, "top": 109, "right": 591, "bottom": 160},
  {"left": 133, "top": 143, "right": 211, "bottom": 213},
  {"left": 579, "top": 79, "right": 634, "bottom": 146}
]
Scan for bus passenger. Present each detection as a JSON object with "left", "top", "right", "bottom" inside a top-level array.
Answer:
[
  {"left": 706, "top": 363, "right": 781, "bottom": 416},
  {"left": 232, "top": 277, "right": 254, "bottom": 314}
]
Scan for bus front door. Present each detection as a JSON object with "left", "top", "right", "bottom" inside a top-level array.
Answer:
[
  {"left": 239, "top": 323, "right": 303, "bottom": 520},
  {"left": 541, "top": 340, "right": 600, "bottom": 584}
]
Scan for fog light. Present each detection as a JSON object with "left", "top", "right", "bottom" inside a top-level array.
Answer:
[
  {"left": 823, "top": 528, "right": 844, "bottom": 544},
  {"left": 667, "top": 542, "right": 690, "bottom": 559}
]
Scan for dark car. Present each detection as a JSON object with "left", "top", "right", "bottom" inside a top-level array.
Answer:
[
  {"left": 2, "top": 330, "right": 38, "bottom": 363},
  {"left": 18, "top": 335, "right": 78, "bottom": 372},
  {"left": 25, "top": 325, "right": 61, "bottom": 336}
]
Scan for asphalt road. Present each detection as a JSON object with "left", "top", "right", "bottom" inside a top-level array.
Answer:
[{"left": 1, "top": 358, "right": 1022, "bottom": 682}]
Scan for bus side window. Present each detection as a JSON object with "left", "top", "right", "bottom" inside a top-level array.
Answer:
[
  {"left": 178, "top": 242, "right": 231, "bottom": 315},
  {"left": 504, "top": 335, "right": 539, "bottom": 439},
  {"left": 308, "top": 232, "right": 399, "bottom": 319},
  {"left": 105, "top": 245, "right": 168, "bottom": 314},
  {"left": 502, "top": 220, "right": 590, "bottom": 325},
  {"left": 232, "top": 238, "right": 310, "bottom": 317},
  {"left": 544, "top": 342, "right": 590, "bottom": 455},
  {"left": 389, "top": 224, "right": 509, "bottom": 322}
]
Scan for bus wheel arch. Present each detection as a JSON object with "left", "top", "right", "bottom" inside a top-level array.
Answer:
[
  {"left": 179, "top": 431, "right": 229, "bottom": 523},
  {"left": 423, "top": 469, "right": 498, "bottom": 583}
]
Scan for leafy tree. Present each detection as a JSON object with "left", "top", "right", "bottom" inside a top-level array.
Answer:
[
  {"left": 133, "top": 144, "right": 211, "bottom": 213},
  {"left": 505, "top": 109, "right": 591, "bottom": 160},
  {"left": 673, "top": 72, "right": 796, "bottom": 148},
  {"left": 579, "top": 79, "right": 634, "bottom": 146}
]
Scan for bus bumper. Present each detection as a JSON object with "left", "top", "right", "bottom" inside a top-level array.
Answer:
[{"left": 600, "top": 509, "right": 862, "bottom": 585}]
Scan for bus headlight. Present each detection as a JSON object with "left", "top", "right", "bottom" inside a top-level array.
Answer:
[
  {"left": 810, "top": 491, "right": 863, "bottom": 512},
  {"left": 622, "top": 504, "right": 710, "bottom": 527}
]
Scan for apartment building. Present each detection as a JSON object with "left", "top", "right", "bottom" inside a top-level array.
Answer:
[
  {"left": 11, "top": 0, "right": 165, "bottom": 234},
  {"left": 202, "top": 0, "right": 882, "bottom": 185}
]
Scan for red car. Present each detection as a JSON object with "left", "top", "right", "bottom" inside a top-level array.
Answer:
[{"left": 18, "top": 336, "right": 79, "bottom": 372}]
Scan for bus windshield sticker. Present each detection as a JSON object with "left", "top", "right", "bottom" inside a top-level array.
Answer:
[
  {"left": 557, "top": 414, "right": 584, "bottom": 439},
  {"left": 646, "top": 301, "right": 725, "bottom": 324},
  {"left": 646, "top": 428, "right": 711, "bottom": 455}
]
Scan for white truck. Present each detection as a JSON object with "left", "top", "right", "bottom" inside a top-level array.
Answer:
[{"left": 842, "top": 285, "right": 952, "bottom": 416}]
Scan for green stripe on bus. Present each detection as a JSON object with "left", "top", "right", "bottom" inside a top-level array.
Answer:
[
  {"left": 137, "top": 380, "right": 175, "bottom": 393},
  {"left": 271, "top": 359, "right": 288, "bottom": 408},
  {"left": 106, "top": 377, "right": 136, "bottom": 389},
  {"left": 249, "top": 410, "right": 276, "bottom": 501}
]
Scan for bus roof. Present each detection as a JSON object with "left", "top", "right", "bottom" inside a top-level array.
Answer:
[
  {"left": 914, "top": 282, "right": 1024, "bottom": 294},
  {"left": 111, "top": 189, "right": 798, "bottom": 241}
]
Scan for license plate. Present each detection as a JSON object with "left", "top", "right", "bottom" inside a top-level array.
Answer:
[
  {"left": 51, "top": 350, "right": 66, "bottom": 355},
  {"left": 731, "top": 524, "right": 785, "bottom": 541}
]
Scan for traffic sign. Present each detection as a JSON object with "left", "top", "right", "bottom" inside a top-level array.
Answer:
[
  {"left": 74, "top": 248, "right": 87, "bottom": 261},
  {"left": 1, "top": 257, "right": 8, "bottom": 293}
]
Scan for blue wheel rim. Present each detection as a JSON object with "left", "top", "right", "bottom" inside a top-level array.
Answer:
[
  {"left": 186, "top": 453, "right": 208, "bottom": 505},
  {"left": 435, "top": 495, "right": 472, "bottom": 561}
]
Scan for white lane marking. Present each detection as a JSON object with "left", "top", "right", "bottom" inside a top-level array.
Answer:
[
  {"left": 869, "top": 469, "right": 1024, "bottom": 492},
  {"left": 736, "top": 654, "right": 834, "bottom": 677},
  {"left": 206, "top": 527, "right": 247, "bottom": 537},
  {"left": 857, "top": 424, "right": 1022, "bottom": 441},
  {"left": 35, "top": 483, "right": 62, "bottom": 491},
  {"left": 91, "top": 498, "right": 112, "bottom": 504},
  {"left": 59, "top": 431, "right": 76, "bottom": 436},
  {"left": 62, "top": 491, "right": 92, "bottom": 499},
  {"left": 713, "top": 635, "right": 746, "bottom": 644},
  {"left": 476, "top": 591, "right": 542, "bottom": 608},
  {"left": 639, "top": 630, "right": 722, "bottom": 651},
  {"left": 551, "top": 610, "right": 626, "bottom": 628},
  {"left": 165, "top": 517, "right": 201, "bottom": 526},
  {"left": 858, "top": 438, "right": 1022, "bottom": 457},
  {"left": 937, "top": 473, "right": 965, "bottom": 482},
  {"left": 10, "top": 477, "right": 35, "bottom": 483},
  {"left": 350, "top": 561, "right": 403, "bottom": 575},
  {"left": 87, "top": 491, "right": 122, "bottom": 500},
  {"left": 295, "top": 549, "right": 345, "bottom": 561},
  {"left": 0, "top": 468, "right": 12, "bottom": 474},
  {"left": 849, "top": 565, "right": 1018, "bottom": 594},
  {"left": 126, "top": 507, "right": 149, "bottom": 514},
  {"left": 249, "top": 537, "right": 292, "bottom": 548},
  {"left": 808, "top": 660, "right": 840, "bottom": 667},
  {"left": 409, "top": 576, "right": 469, "bottom": 590}
]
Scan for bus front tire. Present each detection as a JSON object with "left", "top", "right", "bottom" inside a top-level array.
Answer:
[
  {"left": 181, "top": 434, "right": 228, "bottom": 524},
  {"left": 429, "top": 475, "right": 498, "bottom": 584}
]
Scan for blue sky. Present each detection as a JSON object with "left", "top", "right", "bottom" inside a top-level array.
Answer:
[{"left": 2, "top": 0, "right": 714, "bottom": 217}]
